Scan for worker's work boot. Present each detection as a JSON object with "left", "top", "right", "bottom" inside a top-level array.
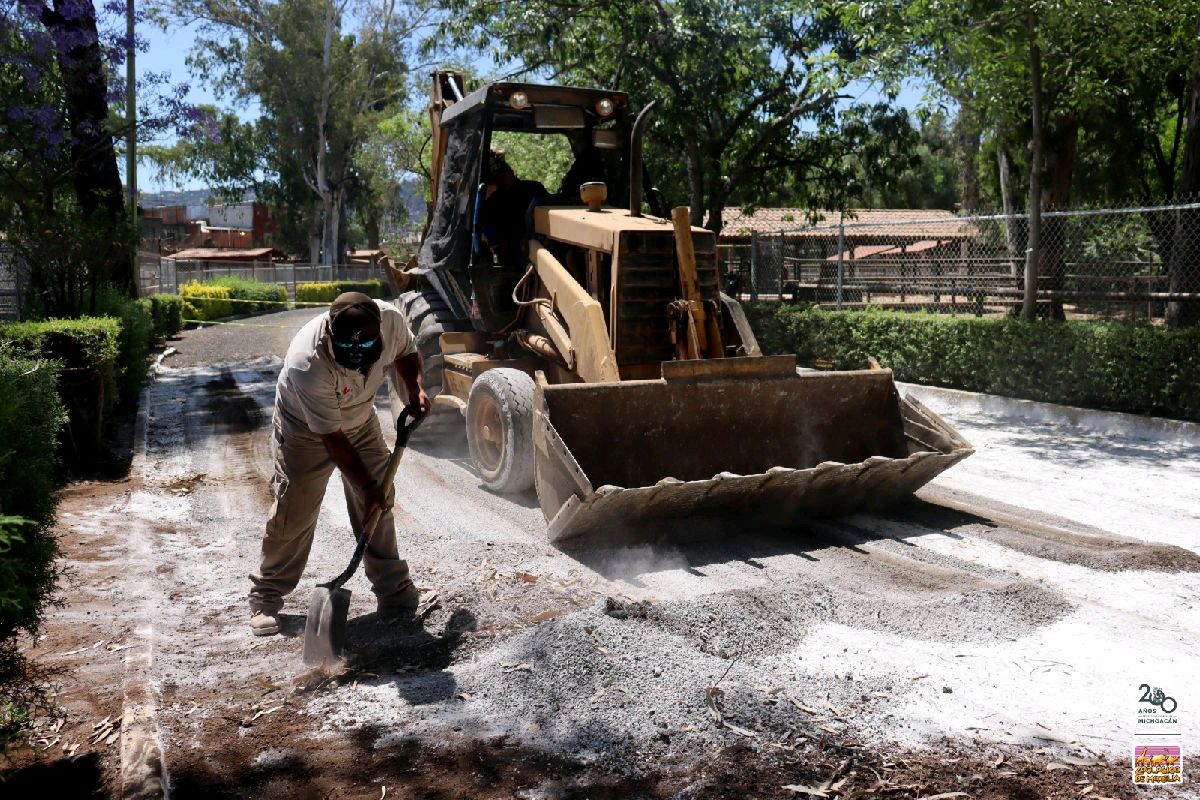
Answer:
[
  {"left": 249, "top": 610, "right": 280, "bottom": 636},
  {"left": 376, "top": 581, "right": 421, "bottom": 617}
]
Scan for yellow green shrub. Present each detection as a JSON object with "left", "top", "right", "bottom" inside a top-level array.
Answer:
[{"left": 179, "top": 281, "right": 233, "bottom": 320}]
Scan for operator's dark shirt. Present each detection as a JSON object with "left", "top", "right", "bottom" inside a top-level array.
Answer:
[{"left": 480, "top": 179, "right": 548, "bottom": 265}]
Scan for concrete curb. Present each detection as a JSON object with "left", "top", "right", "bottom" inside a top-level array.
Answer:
[
  {"left": 118, "top": 385, "right": 169, "bottom": 800},
  {"left": 898, "top": 381, "right": 1200, "bottom": 443}
]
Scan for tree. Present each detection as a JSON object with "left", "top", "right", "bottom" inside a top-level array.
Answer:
[
  {"left": 440, "top": 0, "right": 914, "bottom": 233},
  {"left": 354, "top": 104, "right": 433, "bottom": 248},
  {"left": 844, "top": 109, "right": 957, "bottom": 210},
  {"left": 143, "top": 108, "right": 268, "bottom": 203},
  {"left": 851, "top": 0, "right": 1200, "bottom": 322},
  {"left": 168, "top": 0, "right": 421, "bottom": 264},
  {"left": 1, "top": 0, "right": 133, "bottom": 310},
  {"left": 2, "top": 0, "right": 200, "bottom": 313}
]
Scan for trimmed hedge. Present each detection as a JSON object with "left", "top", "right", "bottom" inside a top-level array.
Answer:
[
  {"left": 746, "top": 304, "right": 1200, "bottom": 421},
  {"left": 296, "top": 279, "right": 388, "bottom": 303},
  {"left": 179, "top": 281, "right": 233, "bottom": 321},
  {"left": 94, "top": 287, "right": 153, "bottom": 401},
  {"left": 0, "top": 349, "right": 65, "bottom": 750},
  {"left": 0, "top": 318, "right": 121, "bottom": 455},
  {"left": 209, "top": 276, "right": 288, "bottom": 313},
  {"left": 149, "top": 294, "right": 184, "bottom": 338}
]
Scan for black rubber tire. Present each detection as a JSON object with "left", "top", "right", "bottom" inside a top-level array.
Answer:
[
  {"left": 390, "top": 288, "right": 469, "bottom": 440},
  {"left": 465, "top": 368, "right": 536, "bottom": 493}
]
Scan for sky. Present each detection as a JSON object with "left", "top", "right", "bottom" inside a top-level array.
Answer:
[
  {"left": 132, "top": 18, "right": 931, "bottom": 195},
  {"left": 133, "top": 20, "right": 257, "bottom": 194}
]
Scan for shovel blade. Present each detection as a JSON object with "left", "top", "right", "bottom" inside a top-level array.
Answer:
[{"left": 302, "top": 586, "right": 351, "bottom": 666}]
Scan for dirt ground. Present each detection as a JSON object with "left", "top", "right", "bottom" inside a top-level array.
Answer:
[{"left": 5, "top": 310, "right": 1197, "bottom": 799}]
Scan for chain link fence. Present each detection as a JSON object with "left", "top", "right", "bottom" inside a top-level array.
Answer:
[
  {"left": 0, "top": 244, "right": 20, "bottom": 321},
  {"left": 0, "top": 255, "right": 394, "bottom": 321},
  {"left": 138, "top": 257, "right": 391, "bottom": 298},
  {"left": 719, "top": 201, "right": 1200, "bottom": 322}
]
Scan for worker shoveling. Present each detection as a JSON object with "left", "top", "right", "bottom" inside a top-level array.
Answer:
[
  {"left": 303, "top": 408, "right": 425, "bottom": 666},
  {"left": 380, "top": 72, "right": 973, "bottom": 542}
]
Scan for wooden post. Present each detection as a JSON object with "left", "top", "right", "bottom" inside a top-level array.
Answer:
[{"left": 672, "top": 207, "right": 706, "bottom": 356}]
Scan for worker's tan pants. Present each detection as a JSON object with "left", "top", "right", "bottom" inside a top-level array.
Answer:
[{"left": 248, "top": 414, "right": 412, "bottom": 614}]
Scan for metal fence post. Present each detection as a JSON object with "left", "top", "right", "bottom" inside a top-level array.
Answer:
[
  {"left": 835, "top": 221, "right": 845, "bottom": 310},
  {"left": 750, "top": 230, "right": 759, "bottom": 303},
  {"left": 778, "top": 231, "right": 785, "bottom": 299}
]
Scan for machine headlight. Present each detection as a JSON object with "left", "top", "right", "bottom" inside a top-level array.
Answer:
[
  {"left": 595, "top": 97, "right": 614, "bottom": 117},
  {"left": 509, "top": 91, "right": 530, "bottom": 110}
]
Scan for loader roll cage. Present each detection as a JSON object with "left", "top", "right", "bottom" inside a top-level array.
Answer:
[{"left": 415, "top": 80, "right": 666, "bottom": 327}]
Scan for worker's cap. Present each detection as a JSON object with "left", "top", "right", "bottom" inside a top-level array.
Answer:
[{"left": 328, "top": 292, "right": 381, "bottom": 342}]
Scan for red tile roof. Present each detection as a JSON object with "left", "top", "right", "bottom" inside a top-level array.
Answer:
[
  {"left": 717, "top": 208, "right": 970, "bottom": 240},
  {"left": 824, "top": 239, "right": 947, "bottom": 261},
  {"left": 168, "top": 247, "right": 283, "bottom": 261}
]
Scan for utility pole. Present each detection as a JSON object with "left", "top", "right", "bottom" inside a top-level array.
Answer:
[{"left": 126, "top": 0, "right": 138, "bottom": 293}]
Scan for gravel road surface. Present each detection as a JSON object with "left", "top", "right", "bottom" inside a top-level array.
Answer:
[{"left": 24, "top": 309, "right": 1196, "bottom": 797}]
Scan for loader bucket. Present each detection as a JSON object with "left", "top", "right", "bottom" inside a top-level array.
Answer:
[{"left": 533, "top": 355, "right": 972, "bottom": 542}]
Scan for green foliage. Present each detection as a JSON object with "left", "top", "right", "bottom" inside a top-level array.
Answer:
[
  {"left": 489, "top": 132, "right": 575, "bottom": 196},
  {"left": 142, "top": 107, "right": 269, "bottom": 204},
  {"left": 747, "top": 304, "right": 1200, "bottom": 420},
  {"left": 355, "top": 106, "right": 430, "bottom": 248},
  {"left": 333, "top": 280, "right": 387, "bottom": 299},
  {"left": 849, "top": 111, "right": 959, "bottom": 210},
  {"left": 92, "top": 287, "right": 153, "bottom": 402},
  {"left": 296, "top": 283, "right": 340, "bottom": 304},
  {"left": 0, "top": 318, "right": 121, "bottom": 456},
  {"left": 296, "top": 280, "right": 387, "bottom": 303},
  {"left": 148, "top": 294, "right": 185, "bottom": 338},
  {"left": 179, "top": 281, "right": 234, "bottom": 320},
  {"left": 209, "top": 277, "right": 288, "bottom": 313},
  {"left": 167, "top": 0, "right": 412, "bottom": 261},
  {"left": 441, "top": 0, "right": 918, "bottom": 229},
  {"left": 0, "top": 350, "right": 66, "bottom": 526},
  {"left": 1, "top": 199, "right": 140, "bottom": 319},
  {"left": 0, "top": 350, "right": 65, "bottom": 752}
]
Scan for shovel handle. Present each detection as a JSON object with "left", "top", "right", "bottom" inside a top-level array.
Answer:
[{"left": 320, "top": 407, "right": 426, "bottom": 591}]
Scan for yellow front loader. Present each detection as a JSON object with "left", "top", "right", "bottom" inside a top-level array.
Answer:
[{"left": 389, "top": 71, "right": 972, "bottom": 542}]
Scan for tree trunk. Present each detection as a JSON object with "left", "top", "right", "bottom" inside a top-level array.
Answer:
[
  {"left": 40, "top": 0, "right": 135, "bottom": 299},
  {"left": 1041, "top": 114, "right": 1077, "bottom": 320},
  {"left": 309, "top": 205, "right": 321, "bottom": 265},
  {"left": 685, "top": 132, "right": 705, "bottom": 227},
  {"left": 314, "top": 0, "right": 337, "bottom": 266},
  {"left": 955, "top": 104, "right": 982, "bottom": 213},
  {"left": 1023, "top": 13, "right": 1044, "bottom": 321},
  {"left": 324, "top": 189, "right": 344, "bottom": 267},
  {"left": 706, "top": 197, "right": 726, "bottom": 236},
  {"left": 1168, "top": 29, "right": 1200, "bottom": 326},
  {"left": 998, "top": 145, "right": 1025, "bottom": 281}
]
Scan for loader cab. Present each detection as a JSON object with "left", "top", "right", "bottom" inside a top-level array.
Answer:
[{"left": 422, "top": 82, "right": 662, "bottom": 332}]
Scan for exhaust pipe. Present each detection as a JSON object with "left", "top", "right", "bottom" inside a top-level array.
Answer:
[{"left": 629, "top": 101, "right": 656, "bottom": 217}]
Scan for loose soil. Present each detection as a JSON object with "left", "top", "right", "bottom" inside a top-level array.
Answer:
[{"left": 6, "top": 310, "right": 1196, "bottom": 798}]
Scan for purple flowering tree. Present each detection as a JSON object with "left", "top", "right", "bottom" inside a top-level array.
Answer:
[{"left": 1, "top": 0, "right": 199, "bottom": 314}]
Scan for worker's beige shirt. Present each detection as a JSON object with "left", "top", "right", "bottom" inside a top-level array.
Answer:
[{"left": 275, "top": 299, "right": 417, "bottom": 438}]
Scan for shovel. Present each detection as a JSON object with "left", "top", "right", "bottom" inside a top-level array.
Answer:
[{"left": 302, "top": 407, "right": 425, "bottom": 666}]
